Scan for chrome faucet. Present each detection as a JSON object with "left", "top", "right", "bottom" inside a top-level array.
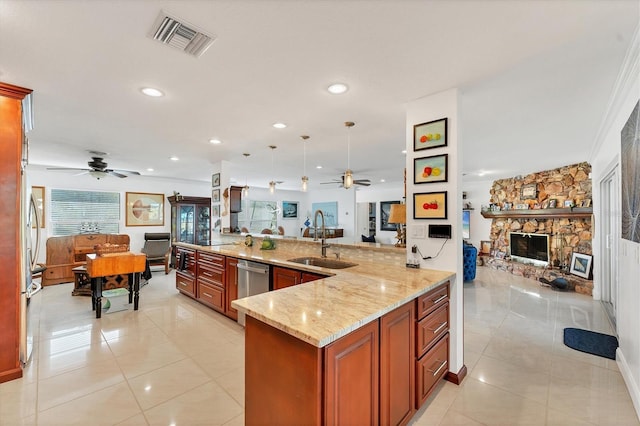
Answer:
[{"left": 313, "top": 209, "right": 330, "bottom": 258}]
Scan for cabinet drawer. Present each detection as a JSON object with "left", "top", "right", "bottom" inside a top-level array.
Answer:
[
  {"left": 198, "top": 263, "right": 225, "bottom": 286},
  {"left": 416, "top": 303, "right": 449, "bottom": 358},
  {"left": 416, "top": 282, "right": 449, "bottom": 320},
  {"left": 198, "top": 281, "right": 225, "bottom": 312},
  {"left": 197, "top": 251, "right": 225, "bottom": 268},
  {"left": 176, "top": 272, "right": 195, "bottom": 297},
  {"left": 44, "top": 265, "right": 71, "bottom": 280},
  {"left": 416, "top": 333, "right": 449, "bottom": 409}
]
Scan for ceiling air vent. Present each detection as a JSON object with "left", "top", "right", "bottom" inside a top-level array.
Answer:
[{"left": 150, "top": 11, "right": 215, "bottom": 57}]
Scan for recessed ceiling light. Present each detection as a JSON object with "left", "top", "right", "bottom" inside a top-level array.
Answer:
[
  {"left": 401, "top": 149, "right": 407, "bottom": 154},
  {"left": 209, "top": 139, "right": 222, "bottom": 145},
  {"left": 380, "top": 179, "right": 386, "bottom": 183},
  {"left": 316, "top": 165, "right": 322, "bottom": 169},
  {"left": 147, "top": 168, "right": 154, "bottom": 172},
  {"left": 170, "top": 156, "right": 179, "bottom": 161},
  {"left": 327, "top": 83, "right": 349, "bottom": 94},
  {"left": 273, "top": 122, "right": 287, "bottom": 129},
  {"left": 141, "top": 87, "right": 164, "bottom": 97}
]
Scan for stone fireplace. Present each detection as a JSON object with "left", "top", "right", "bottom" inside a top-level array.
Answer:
[{"left": 482, "top": 162, "right": 593, "bottom": 295}]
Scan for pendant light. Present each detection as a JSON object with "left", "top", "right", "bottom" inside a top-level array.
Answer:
[
  {"left": 269, "top": 145, "right": 277, "bottom": 194},
  {"left": 242, "top": 153, "right": 250, "bottom": 197},
  {"left": 344, "top": 121, "right": 355, "bottom": 189},
  {"left": 301, "top": 135, "right": 309, "bottom": 192}
]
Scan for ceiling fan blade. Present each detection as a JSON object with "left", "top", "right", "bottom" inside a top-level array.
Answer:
[
  {"left": 354, "top": 179, "right": 371, "bottom": 183},
  {"left": 110, "top": 169, "right": 141, "bottom": 175},
  {"left": 355, "top": 181, "right": 371, "bottom": 186},
  {"left": 107, "top": 170, "right": 128, "bottom": 178},
  {"left": 47, "top": 167, "right": 91, "bottom": 172}
]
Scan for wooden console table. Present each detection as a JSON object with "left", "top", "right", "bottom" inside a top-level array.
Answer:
[{"left": 86, "top": 253, "right": 146, "bottom": 318}]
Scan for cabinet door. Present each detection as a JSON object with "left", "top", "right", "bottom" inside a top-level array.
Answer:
[
  {"left": 176, "top": 271, "right": 196, "bottom": 298},
  {"left": 301, "top": 272, "right": 326, "bottom": 283},
  {"left": 272, "top": 266, "right": 300, "bottom": 290},
  {"left": 380, "top": 302, "right": 415, "bottom": 426},
  {"left": 324, "top": 320, "right": 379, "bottom": 426},
  {"left": 197, "top": 281, "right": 224, "bottom": 312},
  {"left": 178, "top": 205, "right": 195, "bottom": 243},
  {"left": 196, "top": 205, "right": 211, "bottom": 245},
  {"left": 225, "top": 257, "right": 238, "bottom": 320},
  {"left": 230, "top": 186, "right": 242, "bottom": 213}
]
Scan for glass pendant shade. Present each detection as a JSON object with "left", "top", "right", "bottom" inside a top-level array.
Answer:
[
  {"left": 344, "top": 169, "right": 353, "bottom": 189},
  {"left": 301, "top": 176, "right": 308, "bottom": 192},
  {"left": 242, "top": 153, "right": 250, "bottom": 197},
  {"left": 268, "top": 145, "right": 276, "bottom": 194},
  {"left": 301, "top": 135, "right": 309, "bottom": 192},
  {"left": 269, "top": 181, "right": 276, "bottom": 194}
]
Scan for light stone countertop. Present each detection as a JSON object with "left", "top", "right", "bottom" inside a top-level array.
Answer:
[{"left": 177, "top": 242, "right": 455, "bottom": 347}]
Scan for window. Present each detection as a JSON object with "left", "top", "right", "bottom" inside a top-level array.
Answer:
[
  {"left": 237, "top": 200, "right": 278, "bottom": 233},
  {"left": 50, "top": 189, "right": 120, "bottom": 236}
]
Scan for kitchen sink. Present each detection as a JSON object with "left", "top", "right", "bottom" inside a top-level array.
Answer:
[{"left": 287, "top": 257, "right": 358, "bottom": 269}]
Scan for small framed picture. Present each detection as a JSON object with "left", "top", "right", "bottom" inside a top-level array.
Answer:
[
  {"left": 569, "top": 252, "right": 592, "bottom": 279},
  {"left": 495, "top": 251, "right": 506, "bottom": 259},
  {"left": 521, "top": 183, "right": 537, "bottom": 200},
  {"left": 413, "top": 118, "right": 447, "bottom": 151},
  {"left": 581, "top": 199, "right": 591, "bottom": 207},
  {"left": 564, "top": 200, "right": 574, "bottom": 208},
  {"left": 490, "top": 249, "right": 497, "bottom": 257},
  {"left": 548, "top": 199, "right": 558, "bottom": 208},
  {"left": 282, "top": 201, "right": 298, "bottom": 219},
  {"left": 212, "top": 189, "right": 220, "bottom": 202},
  {"left": 212, "top": 204, "right": 220, "bottom": 217},
  {"left": 480, "top": 240, "right": 492, "bottom": 254},
  {"left": 414, "top": 154, "right": 448, "bottom": 184},
  {"left": 413, "top": 191, "right": 447, "bottom": 219},
  {"left": 212, "top": 173, "right": 221, "bottom": 188}
]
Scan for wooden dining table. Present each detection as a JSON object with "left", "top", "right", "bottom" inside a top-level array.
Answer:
[{"left": 85, "top": 252, "right": 147, "bottom": 318}]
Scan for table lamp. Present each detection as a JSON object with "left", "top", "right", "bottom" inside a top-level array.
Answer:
[{"left": 388, "top": 204, "right": 406, "bottom": 248}]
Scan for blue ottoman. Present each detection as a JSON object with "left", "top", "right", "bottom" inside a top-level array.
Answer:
[{"left": 463, "top": 244, "right": 478, "bottom": 281}]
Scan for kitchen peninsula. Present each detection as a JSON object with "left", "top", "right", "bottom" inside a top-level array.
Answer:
[{"left": 175, "top": 237, "right": 455, "bottom": 425}]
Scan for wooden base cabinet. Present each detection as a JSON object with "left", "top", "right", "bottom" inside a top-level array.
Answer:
[
  {"left": 245, "top": 299, "right": 422, "bottom": 425},
  {"left": 175, "top": 247, "right": 196, "bottom": 298},
  {"left": 273, "top": 266, "right": 326, "bottom": 290},
  {"left": 196, "top": 252, "right": 225, "bottom": 313},
  {"left": 225, "top": 257, "right": 238, "bottom": 320},
  {"left": 380, "top": 302, "right": 415, "bottom": 426}
]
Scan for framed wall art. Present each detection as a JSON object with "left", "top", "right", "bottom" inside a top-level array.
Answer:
[
  {"left": 212, "top": 173, "right": 221, "bottom": 188},
  {"left": 569, "top": 252, "right": 592, "bottom": 279},
  {"left": 414, "top": 154, "right": 448, "bottom": 184},
  {"left": 413, "top": 191, "right": 447, "bottom": 219},
  {"left": 31, "top": 186, "right": 45, "bottom": 228},
  {"left": 212, "top": 204, "right": 220, "bottom": 218},
  {"left": 125, "top": 192, "right": 164, "bottom": 226},
  {"left": 521, "top": 183, "right": 537, "bottom": 200},
  {"left": 413, "top": 118, "right": 447, "bottom": 151},
  {"left": 311, "top": 201, "right": 338, "bottom": 227},
  {"left": 212, "top": 189, "right": 220, "bottom": 203},
  {"left": 282, "top": 201, "right": 298, "bottom": 219},
  {"left": 380, "top": 200, "right": 401, "bottom": 231}
]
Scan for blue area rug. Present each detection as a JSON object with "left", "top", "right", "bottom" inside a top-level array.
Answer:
[{"left": 563, "top": 328, "right": 618, "bottom": 360}]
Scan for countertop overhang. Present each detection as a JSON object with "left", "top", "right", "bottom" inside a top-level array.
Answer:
[{"left": 176, "top": 242, "right": 455, "bottom": 347}]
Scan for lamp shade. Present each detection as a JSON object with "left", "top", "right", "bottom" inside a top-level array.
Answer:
[{"left": 388, "top": 204, "right": 406, "bottom": 224}]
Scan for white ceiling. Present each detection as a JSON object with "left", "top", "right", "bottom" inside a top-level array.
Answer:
[{"left": 1, "top": 0, "right": 637, "bottom": 190}]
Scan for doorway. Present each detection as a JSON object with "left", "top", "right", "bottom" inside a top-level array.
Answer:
[
  {"left": 356, "top": 202, "right": 376, "bottom": 240},
  {"left": 599, "top": 163, "right": 619, "bottom": 330}
]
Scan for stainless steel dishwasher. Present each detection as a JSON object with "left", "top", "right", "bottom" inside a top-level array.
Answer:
[{"left": 236, "top": 259, "right": 270, "bottom": 326}]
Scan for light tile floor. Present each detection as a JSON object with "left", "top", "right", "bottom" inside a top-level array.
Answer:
[{"left": 1, "top": 267, "right": 638, "bottom": 425}]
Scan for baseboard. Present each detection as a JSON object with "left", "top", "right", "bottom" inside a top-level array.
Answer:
[
  {"left": 617, "top": 348, "right": 640, "bottom": 422},
  {"left": 0, "top": 367, "right": 23, "bottom": 384},
  {"left": 445, "top": 364, "right": 467, "bottom": 385}
]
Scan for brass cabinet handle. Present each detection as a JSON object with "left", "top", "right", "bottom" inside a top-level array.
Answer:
[
  {"left": 202, "top": 292, "right": 213, "bottom": 298},
  {"left": 431, "top": 295, "right": 447, "bottom": 305},
  {"left": 432, "top": 322, "right": 447, "bottom": 335},
  {"left": 430, "top": 360, "right": 447, "bottom": 377}
]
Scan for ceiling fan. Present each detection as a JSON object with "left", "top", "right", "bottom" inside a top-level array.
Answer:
[
  {"left": 47, "top": 152, "right": 141, "bottom": 179},
  {"left": 320, "top": 174, "right": 371, "bottom": 187}
]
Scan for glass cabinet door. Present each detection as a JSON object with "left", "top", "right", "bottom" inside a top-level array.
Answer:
[
  {"left": 178, "top": 205, "right": 195, "bottom": 243},
  {"left": 196, "top": 205, "right": 211, "bottom": 245}
]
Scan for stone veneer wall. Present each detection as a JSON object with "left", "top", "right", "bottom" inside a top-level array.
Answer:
[{"left": 486, "top": 162, "right": 593, "bottom": 295}]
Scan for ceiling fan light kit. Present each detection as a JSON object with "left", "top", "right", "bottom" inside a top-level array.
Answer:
[
  {"left": 301, "top": 135, "right": 310, "bottom": 192},
  {"left": 268, "top": 145, "right": 277, "bottom": 194},
  {"left": 242, "top": 153, "right": 250, "bottom": 197}
]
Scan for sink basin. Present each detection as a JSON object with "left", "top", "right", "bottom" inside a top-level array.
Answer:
[{"left": 287, "top": 257, "right": 358, "bottom": 269}]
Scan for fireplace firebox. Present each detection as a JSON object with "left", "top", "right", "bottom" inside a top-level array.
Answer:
[{"left": 509, "top": 232, "right": 550, "bottom": 266}]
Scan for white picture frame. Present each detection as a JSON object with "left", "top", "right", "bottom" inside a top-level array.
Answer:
[{"left": 569, "top": 252, "right": 592, "bottom": 279}]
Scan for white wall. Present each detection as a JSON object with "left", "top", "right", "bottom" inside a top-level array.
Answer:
[
  {"left": 406, "top": 88, "right": 463, "bottom": 377},
  {"left": 461, "top": 180, "right": 493, "bottom": 249},
  {"left": 590, "top": 26, "right": 639, "bottom": 418},
  {"left": 27, "top": 166, "right": 210, "bottom": 263}
]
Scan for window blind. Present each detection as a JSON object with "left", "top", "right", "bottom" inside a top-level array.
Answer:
[{"left": 50, "top": 189, "right": 120, "bottom": 236}]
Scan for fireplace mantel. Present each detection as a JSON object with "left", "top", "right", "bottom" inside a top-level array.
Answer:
[{"left": 481, "top": 207, "right": 593, "bottom": 220}]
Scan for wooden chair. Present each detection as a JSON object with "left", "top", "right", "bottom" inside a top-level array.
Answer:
[
  {"left": 140, "top": 233, "right": 171, "bottom": 275},
  {"left": 277, "top": 226, "right": 285, "bottom": 235},
  {"left": 302, "top": 228, "right": 310, "bottom": 237},
  {"left": 261, "top": 229, "right": 273, "bottom": 234},
  {"left": 241, "top": 227, "right": 249, "bottom": 233}
]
